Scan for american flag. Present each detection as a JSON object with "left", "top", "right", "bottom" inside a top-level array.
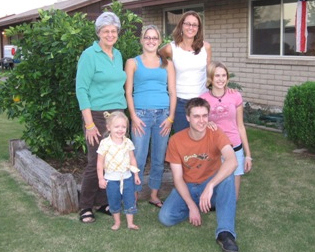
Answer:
[{"left": 295, "top": 0, "right": 308, "bottom": 53}]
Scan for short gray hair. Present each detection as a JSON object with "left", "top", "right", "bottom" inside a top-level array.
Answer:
[{"left": 95, "top": 12, "right": 121, "bottom": 35}]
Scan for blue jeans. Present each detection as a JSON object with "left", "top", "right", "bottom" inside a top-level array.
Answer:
[
  {"left": 106, "top": 176, "right": 137, "bottom": 215},
  {"left": 131, "top": 108, "right": 170, "bottom": 192},
  {"left": 173, "top": 98, "right": 190, "bottom": 133},
  {"left": 158, "top": 174, "right": 236, "bottom": 238}
]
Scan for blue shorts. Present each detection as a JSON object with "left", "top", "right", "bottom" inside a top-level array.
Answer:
[
  {"left": 234, "top": 145, "right": 245, "bottom": 176},
  {"left": 106, "top": 176, "right": 137, "bottom": 215}
]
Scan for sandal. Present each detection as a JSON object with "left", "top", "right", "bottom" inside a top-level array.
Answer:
[
  {"left": 96, "top": 204, "right": 112, "bottom": 216},
  {"left": 79, "top": 208, "right": 95, "bottom": 223},
  {"left": 148, "top": 200, "right": 163, "bottom": 208}
]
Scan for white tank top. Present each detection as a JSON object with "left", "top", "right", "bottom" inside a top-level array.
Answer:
[{"left": 171, "top": 41, "right": 208, "bottom": 99}]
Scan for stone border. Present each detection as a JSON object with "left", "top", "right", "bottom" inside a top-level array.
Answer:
[{"left": 245, "top": 123, "right": 282, "bottom": 133}]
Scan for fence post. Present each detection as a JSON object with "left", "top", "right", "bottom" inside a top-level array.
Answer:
[{"left": 9, "top": 139, "right": 26, "bottom": 166}]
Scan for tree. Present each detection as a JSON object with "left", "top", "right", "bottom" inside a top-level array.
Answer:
[
  {"left": 105, "top": 0, "right": 142, "bottom": 65},
  {"left": 0, "top": 1, "right": 142, "bottom": 159}
]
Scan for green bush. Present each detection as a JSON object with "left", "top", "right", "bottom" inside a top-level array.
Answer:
[
  {"left": 283, "top": 81, "right": 315, "bottom": 152},
  {"left": 106, "top": 0, "right": 142, "bottom": 65},
  {"left": 0, "top": 1, "right": 142, "bottom": 159},
  {"left": 228, "top": 73, "right": 242, "bottom": 91},
  {"left": 0, "top": 9, "right": 95, "bottom": 159}
]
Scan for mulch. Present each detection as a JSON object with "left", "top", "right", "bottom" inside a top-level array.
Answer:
[{"left": 45, "top": 153, "right": 173, "bottom": 201}]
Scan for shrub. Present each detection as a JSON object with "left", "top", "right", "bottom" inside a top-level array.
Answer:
[
  {"left": 283, "top": 81, "right": 315, "bottom": 152},
  {"left": 0, "top": 1, "right": 142, "bottom": 159},
  {"left": 228, "top": 73, "right": 242, "bottom": 91},
  {"left": 105, "top": 0, "right": 142, "bottom": 65},
  {"left": 0, "top": 9, "right": 95, "bottom": 159}
]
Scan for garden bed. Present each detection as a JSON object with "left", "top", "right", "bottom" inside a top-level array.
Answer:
[
  {"left": 243, "top": 102, "right": 284, "bottom": 132},
  {"left": 9, "top": 139, "right": 79, "bottom": 214}
]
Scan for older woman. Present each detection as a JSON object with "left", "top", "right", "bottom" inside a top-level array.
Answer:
[
  {"left": 76, "top": 12, "right": 126, "bottom": 223},
  {"left": 159, "top": 11, "right": 212, "bottom": 133}
]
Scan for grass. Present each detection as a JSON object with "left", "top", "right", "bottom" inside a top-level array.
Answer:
[
  {"left": 0, "top": 114, "right": 24, "bottom": 160},
  {"left": 0, "top": 115, "right": 314, "bottom": 252}
]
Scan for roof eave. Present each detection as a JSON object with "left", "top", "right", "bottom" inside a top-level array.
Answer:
[
  {"left": 0, "top": 0, "right": 102, "bottom": 27},
  {"left": 120, "top": 0, "right": 191, "bottom": 9}
]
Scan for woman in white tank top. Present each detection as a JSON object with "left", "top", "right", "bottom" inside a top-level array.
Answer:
[{"left": 159, "top": 11, "right": 212, "bottom": 132}]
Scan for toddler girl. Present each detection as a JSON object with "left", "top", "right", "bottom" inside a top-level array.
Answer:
[{"left": 97, "top": 111, "right": 141, "bottom": 230}]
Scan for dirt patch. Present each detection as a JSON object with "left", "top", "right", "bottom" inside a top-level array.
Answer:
[
  {"left": 45, "top": 153, "right": 173, "bottom": 201},
  {"left": 45, "top": 153, "right": 87, "bottom": 185}
]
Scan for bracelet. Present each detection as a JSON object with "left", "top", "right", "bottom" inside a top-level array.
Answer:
[
  {"left": 85, "top": 122, "right": 95, "bottom": 130},
  {"left": 245, "top": 156, "right": 253, "bottom": 161},
  {"left": 86, "top": 126, "right": 96, "bottom": 131},
  {"left": 167, "top": 117, "right": 174, "bottom": 123}
]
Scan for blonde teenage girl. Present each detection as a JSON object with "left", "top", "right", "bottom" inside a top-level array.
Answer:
[{"left": 200, "top": 62, "right": 252, "bottom": 200}]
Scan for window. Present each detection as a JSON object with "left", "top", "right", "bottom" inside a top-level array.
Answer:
[
  {"left": 250, "top": 0, "right": 315, "bottom": 57},
  {"left": 164, "top": 5, "right": 204, "bottom": 37}
]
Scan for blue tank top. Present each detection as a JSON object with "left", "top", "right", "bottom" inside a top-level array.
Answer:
[{"left": 133, "top": 55, "right": 169, "bottom": 109}]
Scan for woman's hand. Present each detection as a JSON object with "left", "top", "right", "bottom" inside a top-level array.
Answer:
[
  {"left": 160, "top": 119, "right": 172, "bottom": 137},
  {"left": 131, "top": 116, "right": 146, "bottom": 136},
  {"left": 207, "top": 121, "right": 218, "bottom": 131},
  {"left": 244, "top": 157, "right": 252, "bottom": 173},
  {"left": 85, "top": 127, "right": 101, "bottom": 146},
  {"left": 98, "top": 179, "right": 107, "bottom": 189}
]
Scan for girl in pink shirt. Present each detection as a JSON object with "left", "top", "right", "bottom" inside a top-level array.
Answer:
[{"left": 200, "top": 62, "right": 252, "bottom": 200}]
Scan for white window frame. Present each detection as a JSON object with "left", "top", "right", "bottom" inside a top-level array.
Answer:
[
  {"left": 163, "top": 4, "right": 205, "bottom": 37},
  {"left": 248, "top": 0, "right": 315, "bottom": 60}
]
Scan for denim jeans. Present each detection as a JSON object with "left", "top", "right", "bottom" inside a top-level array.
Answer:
[
  {"left": 106, "top": 176, "right": 137, "bottom": 215},
  {"left": 158, "top": 173, "right": 236, "bottom": 238},
  {"left": 131, "top": 108, "right": 170, "bottom": 192},
  {"left": 173, "top": 98, "right": 190, "bottom": 133}
]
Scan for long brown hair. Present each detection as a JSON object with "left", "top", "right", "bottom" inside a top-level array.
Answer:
[
  {"left": 172, "top": 11, "right": 204, "bottom": 55},
  {"left": 141, "top": 25, "right": 168, "bottom": 68}
]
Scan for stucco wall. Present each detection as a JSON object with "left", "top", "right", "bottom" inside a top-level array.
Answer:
[{"left": 140, "top": 0, "right": 315, "bottom": 109}]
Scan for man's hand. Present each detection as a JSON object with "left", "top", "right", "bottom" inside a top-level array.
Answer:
[
  {"left": 199, "top": 183, "right": 214, "bottom": 213},
  {"left": 189, "top": 203, "right": 202, "bottom": 226}
]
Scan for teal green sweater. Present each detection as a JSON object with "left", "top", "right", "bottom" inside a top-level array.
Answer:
[{"left": 76, "top": 41, "right": 127, "bottom": 111}]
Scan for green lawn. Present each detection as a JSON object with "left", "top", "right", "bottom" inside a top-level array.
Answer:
[
  {"left": 0, "top": 114, "right": 314, "bottom": 252},
  {"left": 0, "top": 114, "right": 24, "bottom": 160}
]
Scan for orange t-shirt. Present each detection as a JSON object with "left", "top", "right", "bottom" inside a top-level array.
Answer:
[{"left": 166, "top": 127, "right": 231, "bottom": 184}]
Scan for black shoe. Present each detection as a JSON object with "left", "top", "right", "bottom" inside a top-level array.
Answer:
[
  {"left": 96, "top": 204, "right": 112, "bottom": 216},
  {"left": 216, "top": 231, "right": 239, "bottom": 252}
]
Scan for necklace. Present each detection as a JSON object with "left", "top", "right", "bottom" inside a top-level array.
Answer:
[
  {"left": 210, "top": 90, "right": 226, "bottom": 102},
  {"left": 181, "top": 42, "right": 193, "bottom": 52}
]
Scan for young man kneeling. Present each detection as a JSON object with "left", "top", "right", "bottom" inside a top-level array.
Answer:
[{"left": 159, "top": 97, "right": 239, "bottom": 252}]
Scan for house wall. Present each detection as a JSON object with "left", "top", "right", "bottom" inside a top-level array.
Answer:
[{"left": 139, "top": 0, "right": 315, "bottom": 109}]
